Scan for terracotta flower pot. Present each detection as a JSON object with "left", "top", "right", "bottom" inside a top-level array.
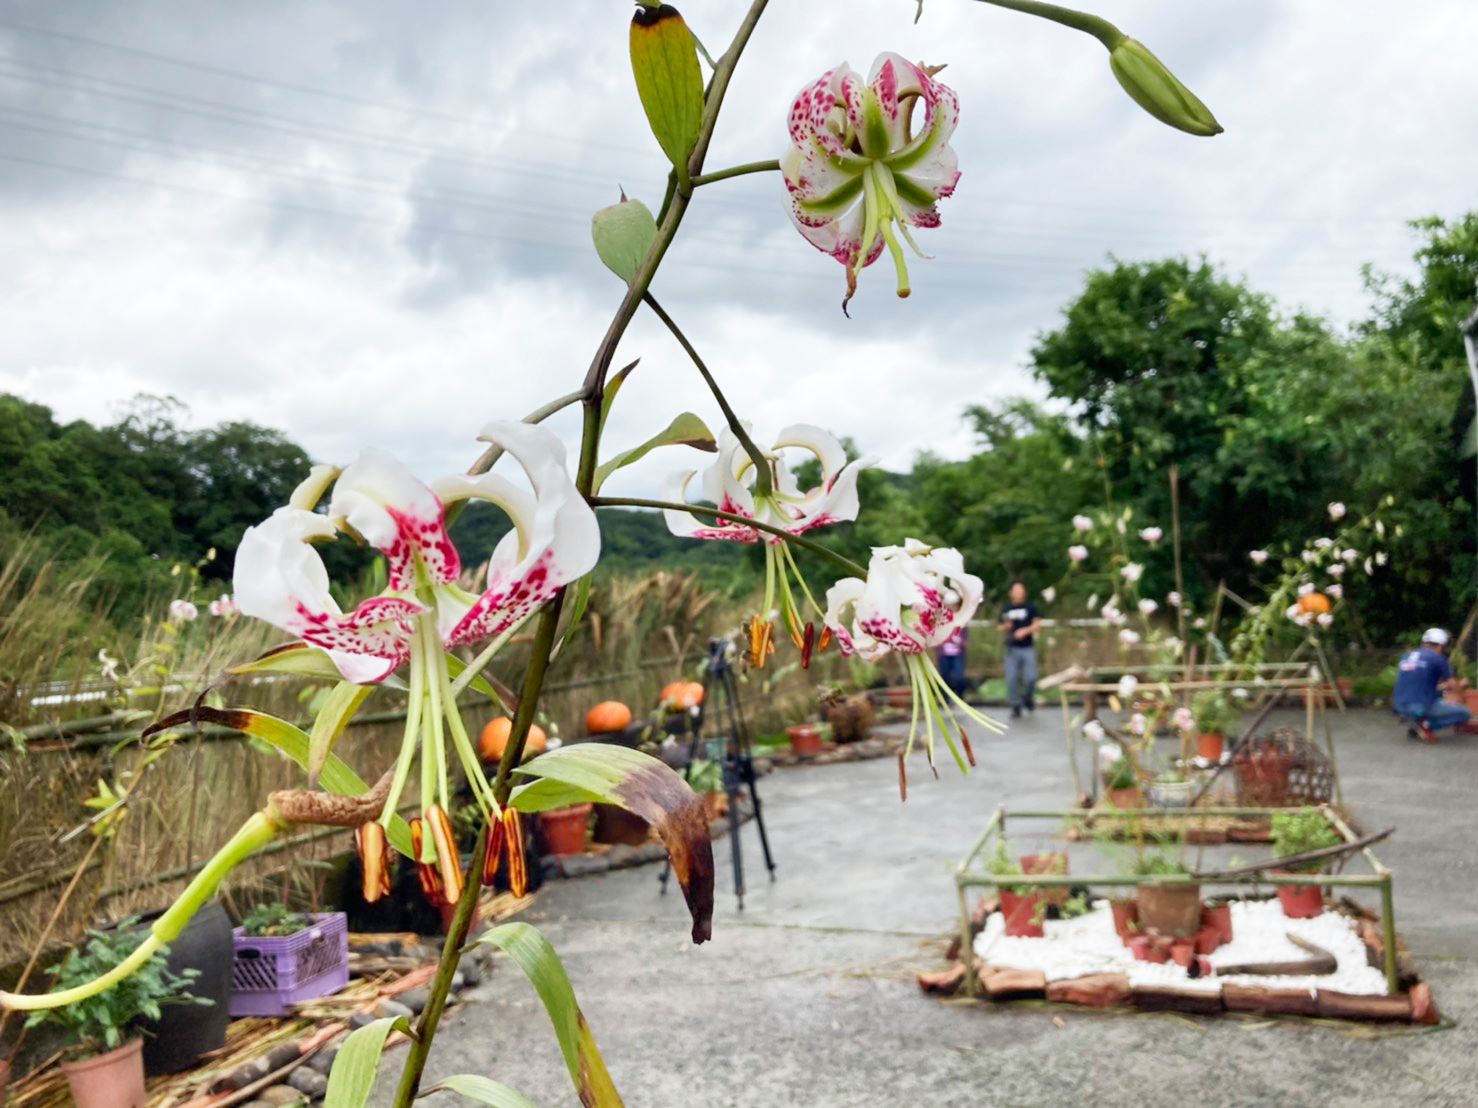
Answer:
[
  {"left": 1197, "top": 732, "right": 1225, "bottom": 761},
  {"left": 1464, "top": 688, "right": 1478, "bottom": 714},
  {"left": 537, "top": 803, "right": 592, "bottom": 857},
  {"left": 1170, "top": 940, "right": 1194, "bottom": 967},
  {"left": 786, "top": 724, "right": 824, "bottom": 758},
  {"left": 1136, "top": 882, "right": 1203, "bottom": 937},
  {"left": 1105, "top": 786, "right": 1143, "bottom": 809},
  {"left": 998, "top": 890, "right": 1045, "bottom": 937},
  {"left": 1193, "top": 924, "right": 1221, "bottom": 955},
  {"left": 1127, "top": 935, "right": 1150, "bottom": 961},
  {"left": 1145, "top": 939, "right": 1170, "bottom": 964},
  {"left": 1110, "top": 897, "right": 1139, "bottom": 941},
  {"left": 1201, "top": 901, "right": 1234, "bottom": 946},
  {"left": 1274, "top": 872, "right": 1324, "bottom": 918},
  {"left": 62, "top": 1038, "right": 146, "bottom": 1108},
  {"left": 1020, "top": 852, "right": 1069, "bottom": 905}
]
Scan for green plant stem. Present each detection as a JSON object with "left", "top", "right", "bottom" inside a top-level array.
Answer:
[
  {"left": 691, "top": 158, "right": 781, "bottom": 186},
  {"left": 643, "top": 292, "right": 772, "bottom": 497},
  {"left": 590, "top": 495, "right": 867, "bottom": 578},
  {"left": 390, "top": 7, "right": 771, "bottom": 1103},
  {"left": 968, "top": 0, "right": 1123, "bottom": 48}
]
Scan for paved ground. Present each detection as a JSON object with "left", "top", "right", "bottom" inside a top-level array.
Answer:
[{"left": 372, "top": 707, "right": 1478, "bottom": 1107}]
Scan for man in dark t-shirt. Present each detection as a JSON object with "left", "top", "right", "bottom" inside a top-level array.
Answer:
[
  {"left": 1393, "top": 627, "right": 1470, "bottom": 743},
  {"left": 996, "top": 580, "right": 1042, "bottom": 719}
]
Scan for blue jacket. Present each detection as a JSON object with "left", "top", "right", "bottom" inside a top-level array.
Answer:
[{"left": 1393, "top": 647, "right": 1451, "bottom": 711}]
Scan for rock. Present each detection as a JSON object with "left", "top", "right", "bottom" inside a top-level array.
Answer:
[
  {"left": 458, "top": 959, "right": 483, "bottom": 987},
  {"left": 399, "top": 987, "right": 430, "bottom": 1014},
  {"left": 287, "top": 1066, "right": 329, "bottom": 1098},
  {"left": 1222, "top": 984, "right": 1318, "bottom": 1016},
  {"left": 349, "top": 1011, "right": 378, "bottom": 1030},
  {"left": 257, "top": 1087, "right": 308, "bottom": 1106},
  {"left": 1315, "top": 989, "right": 1413, "bottom": 1022},
  {"left": 450, "top": 971, "right": 467, "bottom": 992},
  {"left": 983, "top": 969, "right": 1047, "bottom": 1000},
  {"left": 916, "top": 963, "right": 967, "bottom": 995},
  {"left": 213, "top": 1043, "right": 303, "bottom": 1092},
  {"left": 1131, "top": 986, "right": 1224, "bottom": 1016},
  {"left": 375, "top": 999, "right": 415, "bottom": 1022},
  {"left": 1046, "top": 973, "right": 1131, "bottom": 1008},
  {"left": 557, "top": 854, "right": 611, "bottom": 879},
  {"left": 1410, "top": 982, "right": 1439, "bottom": 1025},
  {"left": 306, "top": 1046, "right": 338, "bottom": 1075}
]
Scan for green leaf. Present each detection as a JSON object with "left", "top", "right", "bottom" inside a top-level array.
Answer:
[
  {"left": 445, "top": 652, "right": 514, "bottom": 713},
  {"left": 469, "top": 924, "right": 624, "bottom": 1107},
  {"left": 592, "top": 196, "right": 658, "bottom": 285},
  {"left": 308, "top": 681, "right": 374, "bottom": 785},
  {"left": 228, "top": 642, "right": 408, "bottom": 690},
  {"left": 513, "top": 744, "right": 713, "bottom": 942},
  {"left": 593, "top": 412, "right": 715, "bottom": 493},
  {"left": 629, "top": 4, "right": 705, "bottom": 176},
  {"left": 323, "top": 1015, "right": 414, "bottom": 1108},
  {"left": 144, "top": 707, "right": 414, "bottom": 858},
  {"left": 422, "top": 1074, "right": 539, "bottom": 1107},
  {"left": 599, "top": 360, "right": 641, "bottom": 435}
]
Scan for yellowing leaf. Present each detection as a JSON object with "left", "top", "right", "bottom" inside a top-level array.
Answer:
[{"left": 629, "top": 4, "right": 704, "bottom": 176}]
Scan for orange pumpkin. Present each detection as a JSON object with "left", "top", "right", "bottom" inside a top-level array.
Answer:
[
  {"left": 661, "top": 681, "right": 706, "bottom": 710},
  {"left": 478, "top": 716, "right": 547, "bottom": 763},
  {"left": 1298, "top": 591, "right": 1332, "bottom": 615},
  {"left": 585, "top": 700, "right": 633, "bottom": 734},
  {"left": 682, "top": 681, "right": 705, "bottom": 707}
]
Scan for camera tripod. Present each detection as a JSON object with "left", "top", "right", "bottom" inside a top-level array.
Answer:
[{"left": 659, "top": 638, "right": 776, "bottom": 909}]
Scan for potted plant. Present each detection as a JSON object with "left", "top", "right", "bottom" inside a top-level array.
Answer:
[
  {"left": 1103, "top": 755, "right": 1142, "bottom": 809},
  {"left": 1130, "top": 840, "right": 1201, "bottom": 937},
  {"left": 1270, "top": 808, "right": 1341, "bottom": 918},
  {"left": 230, "top": 904, "right": 350, "bottom": 1017},
  {"left": 1019, "top": 850, "right": 1069, "bottom": 905},
  {"left": 786, "top": 721, "right": 825, "bottom": 758},
  {"left": 538, "top": 803, "right": 594, "bottom": 857},
  {"left": 1201, "top": 898, "right": 1234, "bottom": 946},
  {"left": 1191, "top": 689, "right": 1236, "bottom": 762},
  {"left": 1147, "top": 769, "right": 1192, "bottom": 809},
  {"left": 26, "top": 929, "right": 207, "bottom": 1108},
  {"left": 986, "top": 842, "right": 1045, "bottom": 938}
]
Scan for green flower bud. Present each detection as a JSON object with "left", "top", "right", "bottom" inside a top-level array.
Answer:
[
  {"left": 591, "top": 194, "right": 658, "bottom": 285},
  {"left": 1108, "top": 36, "right": 1223, "bottom": 137}
]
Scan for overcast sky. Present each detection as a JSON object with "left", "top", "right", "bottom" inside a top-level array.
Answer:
[{"left": 2, "top": 1, "right": 1474, "bottom": 494}]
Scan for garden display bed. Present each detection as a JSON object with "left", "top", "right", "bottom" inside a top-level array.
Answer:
[
  {"left": 762, "top": 733, "right": 904, "bottom": 769},
  {"left": 927, "top": 805, "right": 1440, "bottom": 1026}
]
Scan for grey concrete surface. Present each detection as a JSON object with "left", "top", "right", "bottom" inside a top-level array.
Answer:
[{"left": 370, "top": 707, "right": 1478, "bottom": 1107}]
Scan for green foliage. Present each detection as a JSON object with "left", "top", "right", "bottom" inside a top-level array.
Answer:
[
  {"left": 1271, "top": 808, "right": 1341, "bottom": 873},
  {"left": 240, "top": 902, "right": 312, "bottom": 937},
  {"left": 24, "top": 930, "right": 207, "bottom": 1056},
  {"left": 1105, "top": 756, "right": 1135, "bottom": 790},
  {"left": 686, "top": 759, "right": 723, "bottom": 794},
  {"left": 1191, "top": 690, "right": 1236, "bottom": 735}
]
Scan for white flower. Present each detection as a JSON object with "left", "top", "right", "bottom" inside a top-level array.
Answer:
[
  {"left": 1375, "top": 552, "right": 1388, "bottom": 566},
  {"left": 1301, "top": 550, "right": 1318, "bottom": 564},
  {"left": 1364, "top": 557, "right": 1374, "bottom": 575},
  {"left": 1328, "top": 502, "right": 1346, "bottom": 521},
  {"left": 1166, "top": 591, "right": 1182, "bottom": 608},
  {"left": 1314, "top": 537, "right": 1334, "bottom": 550},
  {"left": 1128, "top": 712, "right": 1147, "bottom": 736},
  {"left": 1193, "top": 617, "right": 1206, "bottom": 629},
  {"left": 1341, "top": 548, "right": 1359, "bottom": 563},
  {"left": 97, "top": 648, "right": 120, "bottom": 683},
  {"left": 1163, "top": 636, "right": 1182, "bottom": 653},
  {"left": 1316, "top": 612, "right": 1334, "bottom": 628},
  {"left": 1117, "top": 674, "right": 1139, "bottom": 701},
  {"left": 1375, "top": 520, "right": 1385, "bottom": 538},
  {"left": 1231, "top": 688, "right": 1249, "bottom": 700},
  {"left": 168, "top": 599, "right": 199, "bottom": 623},
  {"left": 1327, "top": 563, "right": 1345, "bottom": 578},
  {"left": 1083, "top": 720, "right": 1106, "bottom": 742},
  {"left": 1118, "top": 629, "right": 1141, "bottom": 646},
  {"left": 1115, "top": 518, "right": 1127, "bottom": 535},
  {"left": 1120, "top": 562, "right": 1143, "bottom": 583},
  {"left": 1068, "top": 545, "right": 1089, "bottom": 563},
  {"left": 824, "top": 540, "right": 981, "bottom": 663},
  {"left": 1101, "top": 601, "right": 1126, "bottom": 626},
  {"left": 1137, "top": 598, "right": 1158, "bottom": 615},
  {"left": 1285, "top": 603, "right": 1304, "bottom": 620},
  {"left": 1138, "top": 526, "right": 1163, "bottom": 543},
  {"left": 1297, "top": 583, "right": 1315, "bottom": 596},
  {"left": 1173, "top": 707, "right": 1194, "bottom": 732},
  {"left": 1326, "top": 583, "right": 1343, "bottom": 598},
  {"left": 208, "top": 595, "right": 238, "bottom": 618},
  {"left": 1072, "top": 514, "right": 1093, "bottom": 533},
  {"left": 1041, "top": 586, "right": 1057, "bottom": 603},
  {"left": 1248, "top": 549, "right": 1269, "bottom": 565}
]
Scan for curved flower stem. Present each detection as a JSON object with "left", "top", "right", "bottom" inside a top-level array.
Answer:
[
  {"left": 967, "top": 0, "right": 1123, "bottom": 48},
  {"left": 642, "top": 292, "right": 772, "bottom": 497},
  {"left": 691, "top": 158, "right": 781, "bottom": 187},
  {"left": 590, "top": 495, "right": 867, "bottom": 578}
]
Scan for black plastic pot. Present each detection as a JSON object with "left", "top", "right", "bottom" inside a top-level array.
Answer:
[{"left": 129, "top": 901, "right": 232, "bottom": 1075}]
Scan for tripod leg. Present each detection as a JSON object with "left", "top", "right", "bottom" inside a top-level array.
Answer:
[
  {"left": 742, "top": 756, "right": 777, "bottom": 879},
  {"left": 725, "top": 760, "right": 746, "bottom": 909}
]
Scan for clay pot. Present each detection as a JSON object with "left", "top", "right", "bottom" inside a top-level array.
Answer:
[
  {"left": 1145, "top": 938, "right": 1171, "bottom": 964},
  {"left": 1197, "top": 732, "right": 1225, "bottom": 761},
  {"left": 1170, "top": 941, "right": 1195, "bottom": 967},
  {"left": 1193, "top": 925, "right": 1221, "bottom": 956},
  {"left": 1234, "top": 748, "right": 1292, "bottom": 806},
  {"left": 593, "top": 804, "right": 652, "bottom": 846},
  {"left": 537, "top": 804, "right": 592, "bottom": 857},
  {"left": 1110, "top": 898, "right": 1139, "bottom": 941},
  {"left": 998, "top": 890, "right": 1045, "bottom": 938},
  {"left": 1127, "top": 936, "right": 1150, "bottom": 961},
  {"left": 786, "top": 724, "right": 824, "bottom": 758},
  {"left": 1274, "top": 872, "right": 1324, "bottom": 919},
  {"left": 62, "top": 1038, "right": 146, "bottom": 1108},
  {"left": 1136, "top": 883, "right": 1203, "bottom": 937},
  {"left": 1201, "top": 901, "right": 1234, "bottom": 946},
  {"left": 881, "top": 686, "right": 913, "bottom": 709},
  {"left": 1020, "top": 852, "right": 1069, "bottom": 904},
  {"left": 1105, "top": 786, "right": 1143, "bottom": 809}
]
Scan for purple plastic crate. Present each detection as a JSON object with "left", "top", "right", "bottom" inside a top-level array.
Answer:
[{"left": 229, "top": 912, "right": 349, "bottom": 1017}]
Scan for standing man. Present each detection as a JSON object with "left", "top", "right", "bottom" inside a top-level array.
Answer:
[
  {"left": 1393, "top": 628, "right": 1471, "bottom": 743},
  {"left": 997, "top": 580, "right": 1043, "bottom": 720}
]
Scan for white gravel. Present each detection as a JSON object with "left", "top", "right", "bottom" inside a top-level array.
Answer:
[{"left": 974, "top": 898, "right": 1387, "bottom": 996}]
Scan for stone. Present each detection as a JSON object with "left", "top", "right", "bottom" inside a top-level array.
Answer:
[
  {"left": 557, "top": 854, "right": 611, "bottom": 879},
  {"left": 257, "top": 1087, "right": 308, "bottom": 1107},
  {"left": 916, "top": 963, "right": 966, "bottom": 994},
  {"left": 1221, "top": 984, "right": 1318, "bottom": 1017},
  {"left": 1410, "top": 982, "right": 1439, "bottom": 1025},
  {"left": 1131, "top": 986, "right": 1224, "bottom": 1016},
  {"left": 1046, "top": 973, "right": 1131, "bottom": 1008},
  {"left": 287, "top": 1066, "right": 329, "bottom": 1098},
  {"left": 398, "top": 987, "right": 429, "bottom": 1013},
  {"left": 458, "top": 959, "right": 483, "bottom": 987},
  {"left": 349, "top": 1011, "right": 378, "bottom": 1030},
  {"left": 983, "top": 969, "right": 1047, "bottom": 1000},
  {"left": 306, "top": 1046, "right": 338, "bottom": 1075},
  {"left": 1315, "top": 989, "right": 1413, "bottom": 1022},
  {"left": 374, "top": 999, "right": 415, "bottom": 1021}
]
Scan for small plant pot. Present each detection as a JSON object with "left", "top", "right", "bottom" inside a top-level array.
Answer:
[
  {"left": 1170, "top": 940, "right": 1194, "bottom": 968},
  {"left": 1274, "top": 872, "right": 1325, "bottom": 919},
  {"left": 1105, "top": 786, "right": 1143, "bottom": 809},
  {"left": 1127, "top": 935, "right": 1150, "bottom": 961},
  {"left": 1147, "top": 779, "right": 1192, "bottom": 809},
  {"left": 1193, "top": 925, "right": 1221, "bottom": 955},
  {"left": 998, "top": 890, "right": 1045, "bottom": 938},
  {"left": 1463, "top": 689, "right": 1478, "bottom": 714},
  {"left": 62, "top": 1038, "right": 146, "bottom": 1108},
  {"left": 537, "top": 803, "right": 593, "bottom": 857},
  {"left": 1144, "top": 940, "right": 1170, "bottom": 964},
  {"left": 1020, "top": 852, "right": 1069, "bottom": 904},
  {"left": 880, "top": 686, "right": 913, "bottom": 710},
  {"left": 786, "top": 724, "right": 824, "bottom": 758},
  {"left": 1197, "top": 732, "right": 1225, "bottom": 761},
  {"left": 1201, "top": 901, "right": 1234, "bottom": 946},
  {"left": 1136, "top": 883, "right": 1202, "bottom": 937},
  {"left": 1110, "top": 898, "right": 1139, "bottom": 941}
]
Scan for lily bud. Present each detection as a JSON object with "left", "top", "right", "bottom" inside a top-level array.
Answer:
[
  {"left": 355, "top": 822, "right": 392, "bottom": 903},
  {"left": 502, "top": 808, "right": 528, "bottom": 898},
  {"left": 800, "top": 622, "right": 816, "bottom": 670},
  {"left": 1108, "top": 37, "right": 1223, "bottom": 137},
  {"left": 426, "top": 804, "right": 464, "bottom": 907}
]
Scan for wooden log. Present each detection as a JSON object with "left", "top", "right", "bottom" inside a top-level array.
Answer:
[
  {"left": 1046, "top": 973, "right": 1132, "bottom": 1008},
  {"left": 1225, "top": 824, "right": 1273, "bottom": 843},
  {"left": 1315, "top": 990, "right": 1413, "bottom": 1022},
  {"left": 1221, "top": 984, "right": 1318, "bottom": 1016},
  {"left": 984, "top": 968, "right": 1047, "bottom": 1000},
  {"left": 1184, "top": 827, "right": 1227, "bottom": 845},
  {"left": 1132, "top": 986, "right": 1225, "bottom": 1016}
]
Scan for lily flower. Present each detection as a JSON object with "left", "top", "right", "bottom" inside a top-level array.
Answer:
[
  {"left": 208, "top": 595, "right": 238, "bottom": 618},
  {"left": 1072, "top": 514, "right": 1093, "bottom": 533},
  {"left": 1138, "top": 527, "right": 1163, "bottom": 543},
  {"left": 782, "top": 52, "right": 960, "bottom": 311},
  {"left": 1137, "top": 598, "right": 1158, "bottom": 615},
  {"left": 1118, "top": 629, "right": 1141, "bottom": 645},
  {"left": 1328, "top": 502, "right": 1346, "bottom": 521},
  {"left": 1068, "top": 545, "right": 1089, "bottom": 563},
  {"left": 1120, "top": 563, "right": 1143, "bottom": 583},
  {"left": 665, "top": 424, "right": 872, "bottom": 667},
  {"left": 824, "top": 540, "right": 1003, "bottom": 795},
  {"left": 168, "top": 599, "right": 199, "bottom": 623},
  {"left": 1173, "top": 707, "right": 1194, "bottom": 732},
  {"left": 1249, "top": 549, "right": 1269, "bottom": 565},
  {"left": 1083, "top": 720, "right": 1106, "bottom": 742}
]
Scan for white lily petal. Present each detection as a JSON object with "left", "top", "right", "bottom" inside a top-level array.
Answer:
[{"left": 330, "top": 449, "right": 458, "bottom": 590}]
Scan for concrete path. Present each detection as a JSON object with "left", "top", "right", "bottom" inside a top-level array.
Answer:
[{"left": 372, "top": 707, "right": 1478, "bottom": 1107}]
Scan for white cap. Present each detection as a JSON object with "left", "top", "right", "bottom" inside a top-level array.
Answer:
[{"left": 1422, "top": 627, "right": 1451, "bottom": 646}]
